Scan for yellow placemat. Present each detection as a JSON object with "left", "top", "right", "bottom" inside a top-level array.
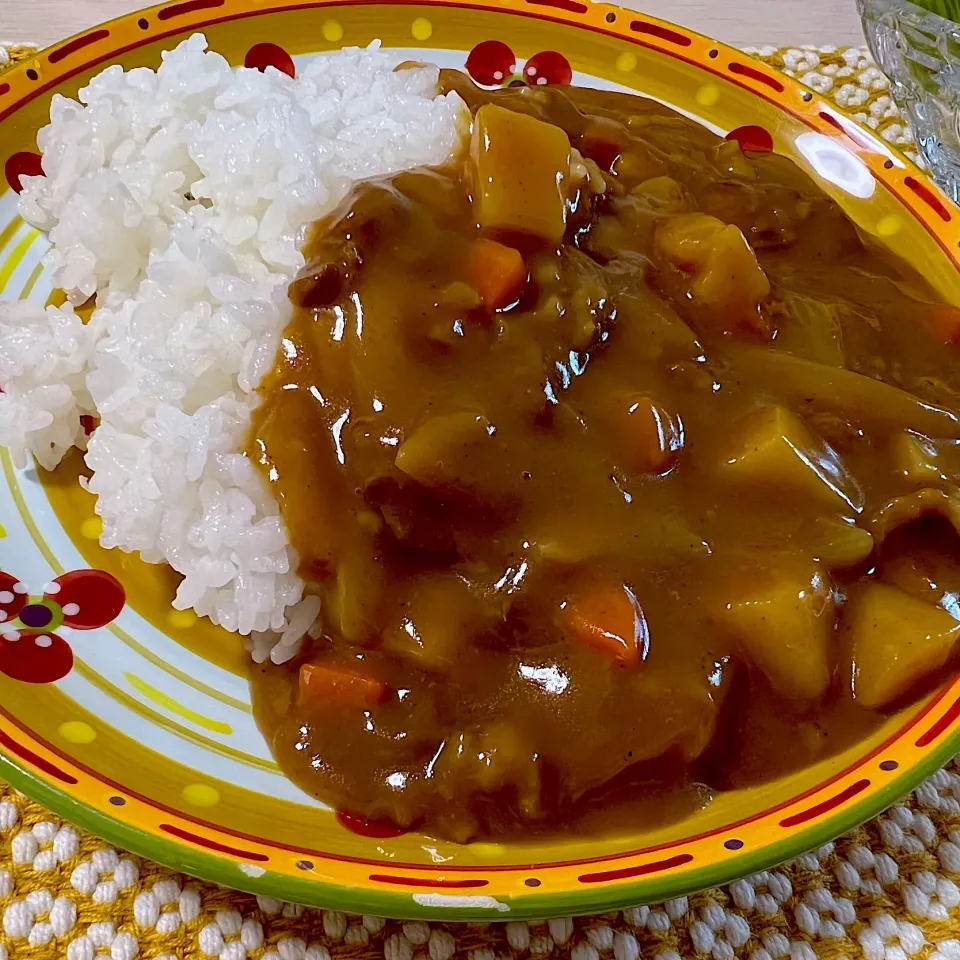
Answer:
[{"left": 0, "top": 40, "right": 957, "bottom": 960}]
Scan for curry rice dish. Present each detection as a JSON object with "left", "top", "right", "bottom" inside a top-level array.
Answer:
[{"left": 6, "top": 40, "right": 960, "bottom": 843}]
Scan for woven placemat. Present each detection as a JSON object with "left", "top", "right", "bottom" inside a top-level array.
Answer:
[{"left": 1, "top": 40, "right": 958, "bottom": 960}]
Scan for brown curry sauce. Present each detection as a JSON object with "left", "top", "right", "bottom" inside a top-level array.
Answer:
[{"left": 248, "top": 70, "right": 960, "bottom": 841}]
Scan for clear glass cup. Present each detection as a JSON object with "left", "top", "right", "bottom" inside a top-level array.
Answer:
[{"left": 859, "top": 0, "right": 960, "bottom": 202}]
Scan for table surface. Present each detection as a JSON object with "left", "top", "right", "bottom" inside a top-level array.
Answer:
[{"left": 2, "top": 0, "right": 864, "bottom": 48}]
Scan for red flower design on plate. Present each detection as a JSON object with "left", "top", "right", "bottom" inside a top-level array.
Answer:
[
  {"left": 466, "top": 41, "right": 572, "bottom": 89},
  {"left": 0, "top": 569, "right": 125, "bottom": 683}
]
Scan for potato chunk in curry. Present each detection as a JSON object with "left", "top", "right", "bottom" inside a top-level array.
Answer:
[
  {"left": 843, "top": 583, "right": 960, "bottom": 710},
  {"left": 655, "top": 212, "right": 771, "bottom": 334},
  {"left": 470, "top": 103, "right": 572, "bottom": 244},
  {"left": 718, "top": 564, "right": 834, "bottom": 702}
]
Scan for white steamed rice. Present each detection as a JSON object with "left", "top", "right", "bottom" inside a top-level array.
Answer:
[{"left": 0, "top": 35, "right": 466, "bottom": 660}]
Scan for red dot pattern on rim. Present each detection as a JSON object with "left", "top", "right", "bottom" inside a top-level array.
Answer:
[
  {"left": 4, "top": 152, "right": 42, "bottom": 193},
  {"left": 369, "top": 874, "right": 489, "bottom": 888},
  {"left": 578, "top": 852, "right": 694, "bottom": 883},
  {"left": 0, "top": 729, "right": 77, "bottom": 784},
  {"left": 244, "top": 43, "right": 296, "bottom": 80},
  {"left": 727, "top": 61, "right": 785, "bottom": 93},
  {"left": 48, "top": 28, "right": 110, "bottom": 65},
  {"left": 725, "top": 125, "right": 774, "bottom": 154},
  {"left": 156, "top": 0, "right": 224, "bottom": 21},
  {"left": 46, "top": 569, "right": 125, "bottom": 630},
  {"left": 159, "top": 823, "right": 269, "bottom": 861},
  {"left": 818, "top": 111, "right": 845, "bottom": 136},
  {"left": 523, "top": 51, "right": 573, "bottom": 87},
  {"left": 628, "top": 20, "right": 693, "bottom": 47},
  {"left": 917, "top": 692, "right": 960, "bottom": 747},
  {"left": 465, "top": 40, "right": 516, "bottom": 86},
  {"left": 0, "top": 633, "right": 73, "bottom": 684},
  {"left": 778, "top": 778, "right": 871, "bottom": 828},
  {"left": 336, "top": 810, "right": 407, "bottom": 839},
  {"left": 524, "top": 0, "right": 587, "bottom": 12},
  {"left": 904, "top": 175, "right": 952, "bottom": 223},
  {"left": 818, "top": 110, "right": 875, "bottom": 151}
]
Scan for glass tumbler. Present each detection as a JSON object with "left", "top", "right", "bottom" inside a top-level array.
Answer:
[{"left": 859, "top": 0, "right": 960, "bottom": 202}]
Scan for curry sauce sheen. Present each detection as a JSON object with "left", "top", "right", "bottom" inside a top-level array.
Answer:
[{"left": 248, "top": 70, "right": 960, "bottom": 841}]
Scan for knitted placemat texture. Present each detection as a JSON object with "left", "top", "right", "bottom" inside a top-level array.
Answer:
[{"left": 0, "top": 39, "right": 957, "bottom": 960}]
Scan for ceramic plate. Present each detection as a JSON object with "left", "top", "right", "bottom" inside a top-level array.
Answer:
[{"left": 2, "top": 0, "right": 960, "bottom": 921}]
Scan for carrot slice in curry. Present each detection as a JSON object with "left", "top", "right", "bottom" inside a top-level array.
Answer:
[
  {"left": 927, "top": 304, "right": 960, "bottom": 343},
  {"left": 618, "top": 395, "right": 682, "bottom": 475},
  {"left": 561, "top": 583, "right": 649, "bottom": 664},
  {"left": 299, "top": 663, "right": 389, "bottom": 708},
  {"left": 466, "top": 238, "right": 526, "bottom": 310}
]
